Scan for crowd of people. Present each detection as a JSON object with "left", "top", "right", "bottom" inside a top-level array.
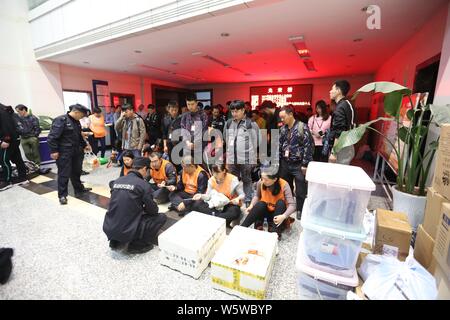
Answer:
[{"left": 0, "top": 79, "right": 356, "bottom": 254}]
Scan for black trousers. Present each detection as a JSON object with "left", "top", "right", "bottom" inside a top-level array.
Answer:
[
  {"left": 279, "top": 159, "right": 306, "bottom": 215},
  {"left": 168, "top": 190, "right": 203, "bottom": 212},
  {"left": 0, "top": 141, "right": 27, "bottom": 182},
  {"left": 149, "top": 183, "right": 170, "bottom": 203},
  {"left": 241, "top": 200, "right": 286, "bottom": 234},
  {"left": 56, "top": 148, "right": 84, "bottom": 198},
  {"left": 109, "top": 126, "right": 116, "bottom": 150},
  {"left": 191, "top": 201, "right": 241, "bottom": 225},
  {"left": 91, "top": 136, "right": 106, "bottom": 158},
  {"left": 128, "top": 213, "right": 167, "bottom": 249},
  {"left": 313, "top": 145, "right": 327, "bottom": 162}
]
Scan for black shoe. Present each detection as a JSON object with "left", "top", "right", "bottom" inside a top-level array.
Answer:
[
  {"left": 81, "top": 170, "right": 89, "bottom": 175},
  {"left": 127, "top": 243, "right": 154, "bottom": 254},
  {"left": 39, "top": 168, "right": 51, "bottom": 174},
  {"left": 296, "top": 210, "right": 302, "bottom": 220},
  {"left": 178, "top": 211, "right": 186, "bottom": 217},
  {"left": 0, "top": 181, "right": 12, "bottom": 191},
  {"left": 11, "top": 177, "right": 29, "bottom": 186},
  {"left": 75, "top": 187, "right": 92, "bottom": 197},
  {"left": 109, "top": 240, "right": 123, "bottom": 250},
  {"left": 59, "top": 197, "right": 68, "bottom": 205}
]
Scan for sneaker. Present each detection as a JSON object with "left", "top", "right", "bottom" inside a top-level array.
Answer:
[
  {"left": 109, "top": 240, "right": 124, "bottom": 250},
  {"left": 127, "top": 243, "right": 154, "bottom": 254},
  {"left": 59, "top": 197, "right": 68, "bottom": 205},
  {"left": 296, "top": 210, "right": 302, "bottom": 220},
  {"left": 0, "top": 181, "right": 12, "bottom": 191},
  {"left": 81, "top": 170, "right": 89, "bottom": 175},
  {"left": 39, "top": 168, "right": 51, "bottom": 174},
  {"left": 12, "top": 177, "right": 29, "bottom": 186}
]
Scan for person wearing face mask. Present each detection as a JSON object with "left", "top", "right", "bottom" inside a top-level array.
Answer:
[
  {"left": 192, "top": 164, "right": 244, "bottom": 227},
  {"left": 103, "top": 157, "right": 166, "bottom": 254},
  {"left": 240, "top": 166, "right": 296, "bottom": 240}
]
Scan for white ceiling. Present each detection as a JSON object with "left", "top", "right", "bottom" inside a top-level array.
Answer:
[{"left": 44, "top": 0, "right": 449, "bottom": 85}]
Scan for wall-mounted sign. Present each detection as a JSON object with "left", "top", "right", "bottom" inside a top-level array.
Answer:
[{"left": 250, "top": 84, "right": 313, "bottom": 111}]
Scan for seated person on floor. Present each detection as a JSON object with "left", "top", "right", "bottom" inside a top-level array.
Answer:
[
  {"left": 141, "top": 144, "right": 152, "bottom": 158},
  {"left": 240, "top": 167, "right": 296, "bottom": 240},
  {"left": 148, "top": 152, "right": 177, "bottom": 204},
  {"left": 168, "top": 155, "right": 208, "bottom": 216},
  {"left": 103, "top": 157, "right": 167, "bottom": 254},
  {"left": 119, "top": 150, "right": 134, "bottom": 177},
  {"left": 192, "top": 164, "right": 244, "bottom": 227}
]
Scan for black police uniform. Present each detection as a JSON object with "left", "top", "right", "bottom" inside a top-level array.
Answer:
[
  {"left": 47, "top": 111, "right": 88, "bottom": 199},
  {"left": 144, "top": 112, "right": 162, "bottom": 146},
  {"left": 103, "top": 170, "right": 167, "bottom": 250}
]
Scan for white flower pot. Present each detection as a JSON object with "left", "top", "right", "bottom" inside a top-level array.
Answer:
[{"left": 392, "top": 186, "right": 426, "bottom": 231}]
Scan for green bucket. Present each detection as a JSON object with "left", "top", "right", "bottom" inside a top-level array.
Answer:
[{"left": 99, "top": 157, "right": 108, "bottom": 165}]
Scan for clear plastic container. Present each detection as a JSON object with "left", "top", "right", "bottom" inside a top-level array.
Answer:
[
  {"left": 299, "top": 220, "right": 366, "bottom": 278},
  {"left": 296, "top": 239, "right": 358, "bottom": 300},
  {"left": 304, "top": 162, "right": 376, "bottom": 232}
]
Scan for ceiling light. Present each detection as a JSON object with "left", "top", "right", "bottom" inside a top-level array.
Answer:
[
  {"left": 192, "top": 51, "right": 203, "bottom": 56},
  {"left": 293, "top": 42, "right": 311, "bottom": 59},
  {"left": 246, "top": 51, "right": 253, "bottom": 55},
  {"left": 134, "top": 50, "right": 142, "bottom": 53},
  {"left": 244, "top": 73, "right": 252, "bottom": 76},
  {"left": 361, "top": 6, "right": 369, "bottom": 12},
  {"left": 170, "top": 62, "right": 179, "bottom": 65},
  {"left": 353, "top": 38, "right": 363, "bottom": 42},
  {"left": 83, "top": 61, "right": 89, "bottom": 64},
  {"left": 288, "top": 35, "right": 304, "bottom": 41},
  {"left": 348, "top": 54, "right": 355, "bottom": 57},
  {"left": 220, "top": 32, "right": 230, "bottom": 37}
]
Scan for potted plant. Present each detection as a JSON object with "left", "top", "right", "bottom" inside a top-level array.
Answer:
[{"left": 333, "top": 81, "right": 450, "bottom": 230}]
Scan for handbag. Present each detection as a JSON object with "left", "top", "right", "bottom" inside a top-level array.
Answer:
[{"left": 82, "top": 151, "right": 100, "bottom": 172}]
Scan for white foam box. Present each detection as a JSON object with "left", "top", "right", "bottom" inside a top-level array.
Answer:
[
  {"left": 211, "top": 226, "right": 278, "bottom": 300},
  {"left": 158, "top": 211, "right": 226, "bottom": 279}
]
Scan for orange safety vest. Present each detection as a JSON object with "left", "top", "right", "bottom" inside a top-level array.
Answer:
[
  {"left": 151, "top": 159, "right": 173, "bottom": 185},
  {"left": 89, "top": 114, "right": 106, "bottom": 138},
  {"left": 182, "top": 166, "right": 205, "bottom": 194},
  {"left": 260, "top": 178, "right": 288, "bottom": 212},
  {"left": 210, "top": 173, "right": 238, "bottom": 201}
]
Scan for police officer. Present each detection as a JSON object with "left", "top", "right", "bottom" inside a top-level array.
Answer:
[
  {"left": 103, "top": 157, "right": 167, "bottom": 254},
  {"left": 144, "top": 104, "right": 162, "bottom": 147},
  {"left": 47, "top": 104, "right": 92, "bottom": 205}
]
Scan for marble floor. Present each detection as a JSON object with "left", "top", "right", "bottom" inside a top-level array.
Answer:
[{"left": 0, "top": 160, "right": 390, "bottom": 300}]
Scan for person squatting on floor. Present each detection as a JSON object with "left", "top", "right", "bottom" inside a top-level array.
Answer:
[
  {"left": 192, "top": 164, "right": 244, "bottom": 228},
  {"left": 103, "top": 157, "right": 167, "bottom": 254},
  {"left": 241, "top": 166, "right": 296, "bottom": 240}
]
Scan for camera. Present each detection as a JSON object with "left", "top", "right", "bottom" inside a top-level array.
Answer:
[{"left": 318, "top": 130, "right": 324, "bottom": 136}]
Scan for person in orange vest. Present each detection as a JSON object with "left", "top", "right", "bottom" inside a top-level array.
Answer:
[
  {"left": 192, "top": 164, "right": 244, "bottom": 227},
  {"left": 240, "top": 166, "right": 296, "bottom": 240},
  {"left": 119, "top": 150, "right": 134, "bottom": 177},
  {"left": 88, "top": 107, "right": 107, "bottom": 158},
  {"left": 148, "top": 152, "right": 177, "bottom": 204},
  {"left": 167, "top": 155, "right": 208, "bottom": 216}
]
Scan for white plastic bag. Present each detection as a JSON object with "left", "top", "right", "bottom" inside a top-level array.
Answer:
[
  {"left": 360, "top": 254, "right": 438, "bottom": 300},
  {"left": 82, "top": 151, "right": 99, "bottom": 173},
  {"left": 206, "top": 189, "right": 230, "bottom": 211}
]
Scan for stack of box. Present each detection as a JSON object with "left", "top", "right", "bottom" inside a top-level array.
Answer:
[
  {"left": 158, "top": 211, "right": 226, "bottom": 279},
  {"left": 211, "top": 226, "right": 278, "bottom": 300},
  {"left": 296, "top": 162, "right": 376, "bottom": 300}
]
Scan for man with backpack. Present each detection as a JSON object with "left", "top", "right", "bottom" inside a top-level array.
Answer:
[
  {"left": 328, "top": 80, "right": 356, "bottom": 165},
  {"left": 278, "top": 105, "right": 314, "bottom": 219},
  {"left": 223, "top": 100, "right": 261, "bottom": 207}
]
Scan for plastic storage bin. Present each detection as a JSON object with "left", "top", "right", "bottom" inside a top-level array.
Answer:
[
  {"left": 158, "top": 211, "right": 226, "bottom": 279},
  {"left": 299, "top": 220, "right": 367, "bottom": 278},
  {"left": 304, "top": 162, "right": 376, "bottom": 232},
  {"left": 296, "top": 244, "right": 358, "bottom": 300}
]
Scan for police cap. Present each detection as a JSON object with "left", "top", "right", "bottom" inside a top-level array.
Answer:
[
  {"left": 132, "top": 157, "right": 150, "bottom": 169},
  {"left": 69, "top": 104, "right": 90, "bottom": 115}
]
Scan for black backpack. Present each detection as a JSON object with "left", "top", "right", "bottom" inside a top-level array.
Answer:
[{"left": 0, "top": 248, "right": 13, "bottom": 285}]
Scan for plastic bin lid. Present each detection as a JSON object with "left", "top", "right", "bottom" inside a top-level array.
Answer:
[
  {"left": 295, "top": 233, "right": 359, "bottom": 287},
  {"left": 301, "top": 218, "right": 367, "bottom": 241},
  {"left": 305, "top": 162, "right": 376, "bottom": 191}
]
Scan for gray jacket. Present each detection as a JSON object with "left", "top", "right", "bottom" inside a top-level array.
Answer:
[
  {"left": 115, "top": 114, "right": 146, "bottom": 151},
  {"left": 223, "top": 118, "right": 260, "bottom": 165}
]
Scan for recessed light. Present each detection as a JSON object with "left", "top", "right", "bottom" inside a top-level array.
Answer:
[
  {"left": 289, "top": 35, "right": 304, "bottom": 41},
  {"left": 361, "top": 6, "right": 369, "bottom": 12},
  {"left": 246, "top": 51, "right": 253, "bottom": 55},
  {"left": 220, "top": 32, "right": 230, "bottom": 37},
  {"left": 192, "top": 51, "right": 203, "bottom": 56},
  {"left": 353, "top": 38, "right": 363, "bottom": 42},
  {"left": 170, "top": 62, "right": 179, "bottom": 65},
  {"left": 244, "top": 73, "right": 252, "bottom": 76},
  {"left": 83, "top": 61, "right": 89, "bottom": 64},
  {"left": 134, "top": 50, "right": 142, "bottom": 53},
  {"left": 348, "top": 54, "right": 355, "bottom": 57}
]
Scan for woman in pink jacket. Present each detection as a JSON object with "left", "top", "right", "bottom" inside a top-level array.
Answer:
[{"left": 308, "top": 100, "right": 331, "bottom": 162}]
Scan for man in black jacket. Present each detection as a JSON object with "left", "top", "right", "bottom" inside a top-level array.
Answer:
[
  {"left": 0, "top": 103, "right": 28, "bottom": 191},
  {"left": 328, "top": 80, "right": 356, "bottom": 164},
  {"left": 47, "top": 104, "right": 92, "bottom": 204},
  {"left": 144, "top": 104, "right": 162, "bottom": 147},
  {"left": 103, "top": 157, "right": 167, "bottom": 254}
]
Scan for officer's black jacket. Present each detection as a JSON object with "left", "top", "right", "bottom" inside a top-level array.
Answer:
[
  {"left": 47, "top": 113, "right": 86, "bottom": 153},
  {"left": 103, "top": 171, "right": 159, "bottom": 243},
  {"left": 329, "top": 99, "right": 356, "bottom": 141}
]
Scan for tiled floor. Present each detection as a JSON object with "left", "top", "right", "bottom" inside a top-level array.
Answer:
[{"left": 0, "top": 160, "right": 391, "bottom": 300}]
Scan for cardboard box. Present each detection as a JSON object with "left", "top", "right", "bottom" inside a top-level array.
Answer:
[
  {"left": 434, "top": 264, "right": 450, "bottom": 300},
  {"left": 433, "top": 124, "right": 450, "bottom": 201},
  {"left": 211, "top": 226, "right": 278, "bottom": 300},
  {"left": 414, "top": 224, "right": 436, "bottom": 273},
  {"left": 423, "top": 187, "right": 449, "bottom": 239},
  {"left": 374, "top": 208, "right": 412, "bottom": 261},
  {"left": 432, "top": 203, "right": 450, "bottom": 279},
  {"left": 158, "top": 211, "right": 226, "bottom": 279}
]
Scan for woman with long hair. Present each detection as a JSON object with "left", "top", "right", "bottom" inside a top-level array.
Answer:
[{"left": 308, "top": 100, "right": 331, "bottom": 162}]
